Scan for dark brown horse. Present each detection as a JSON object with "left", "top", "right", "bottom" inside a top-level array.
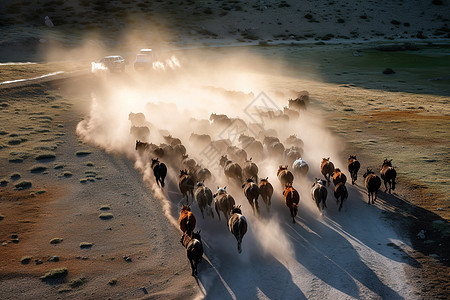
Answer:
[
  {"left": 219, "top": 155, "right": 243, "bottom": 184},
  {"left": 151, "top": 158, "right": 167, "bottom": 188},
  {"left": 181, "top": 231, "right": 203, "bottom": 276},
  {"left": 242, "top": 179, "right": 260, "bottom": 215},
  {"left": 380, "top": 159, "right": 397, "bottom": 193},
  {"left": 363, "top": 168, "right": 382, "bottom": 204},
  {"left": 258, "top": 177, "right": 273, "bottom": 212},
  {"left": 332, "top": 168, "right": 347, "bottom": 187},
  {"left": 214, "top": 186, "right": 235, "bottom": 221},
  {"left": 334, "top": 182, "right": 348, "bottom": 212},
  {"left": 283, "top": 183, "right": 300, "bottom": 223},
  {"left": 228, "top": 205, "right": 248, "bottom": 253},
  {"left": 179, "top": 169, "right": 195, "bottom": 202},
  {"left": 178, "top": 205, "right": 196, "bottom": 236},
  {"left": 311, "top": 178, "right": 328, "bottom": 214},
  {"left": 347, "top": 155, "right": 360, "bottom": 185},
  {"left": 320, "top": 158, "right": 335, "bottom": 186}
]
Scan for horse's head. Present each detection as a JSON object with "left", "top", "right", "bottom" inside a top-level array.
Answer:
[
  {"left": 151, "top": 158, "right": 159, "bottom": 165},
  {"left": 349, "top": 155, "right": 357, "bottom": 160},
  {"left": 383, "top": 159, "right": 392, "bottom": 167},
  {"left": 191, "top": 230, "right": 201, "bottom": 241},
  {"left": 196, "top": 181, "right": 204, "bottom": 187},
  {"left": 215, "top": 186, "right": 227, "bottom": 195},
  {"left": 219, "top": 155, "right": 228, "bottom": 166},
  {"left": 277, "top": 165, "right": 287, "bottom": 175},
  {"left": 180, "top": 169, "right": 188, "bottom": 177},
  {"left": 181, "top": 204, "right": 191, "bottom": 212},
  {"left": 363, "top": 168, "right": 374, "bottom": 178},
  {"left": 334, "top": 168, "right": 341, "bottom": 174},
  {"left": 322, "top": 157, "right": 330, "bottom": 163},
  {"left": 230, "top": 205, "right": 242, "bottom": 215}
]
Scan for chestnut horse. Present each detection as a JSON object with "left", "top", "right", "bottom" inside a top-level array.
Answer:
[
  {"left": 381, "top": 159, "right": 397, "bottom": 193},
  {"left": 363, "top": 168, "right": 382, "bottom": 204},
  {"left": 228, "top": 205, "right": 248, "bottom": 253},
  {"left": 179, "top": 205, "right": 196, "bottom": 236},
  {"left": 151, "top": 158, "right": 167, "bottom": 188},
  {"left": 179, "top": 169, "right": 195, "bottom": 202},
  {"left": 258, "top": 177, "right": 273, "bottom": 212},
  {"left": 320, "top": 158, "right": 335, "bottom": 186},
  {"left": 214, "top": 186, "right": 235, "bottom": 221},
  {"left": 332, "top": 168, "right": 347, "bottom": 186},
  {"left": 181, "top": 231, "right": 203, "bottom": 277},
  {"left": 283, "top": 183, "right": 300, "bottom": 223},
  {"left": 347, "top": 155, "right": 360, "bottom": 185}
]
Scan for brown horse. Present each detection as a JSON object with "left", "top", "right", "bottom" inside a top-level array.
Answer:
[
  {"left": 283, "top": 183, "right": 300, "bottom": 223},
  {"left": 214, "top": 186, "right": 235, "bottom": 221},
  {"left": 179, "top": 205, "right": 196, "bottom": 236},
  {"left": 347, "top": 155, "right": 360, "bottom": 185},
  {"left": 179, "top": 169, "right": 195, "bottom": 202},
  {"left": 194, "top": 182, "right": 214, "bottom": 219},
  {"left": 219, "top": 155, "right": 243, "bottom": 184},
  {"left": 363, "top": 168, "right": 382, "bottom": 204},
  {"left": 151, "top": 158, "right": 167, "bottom": 188},
  {"left": 228, "top": 205, "right": 248, "bottom": 253},
  {"left": 258, "top": 177, "right": 273, "bottom": 212},
  {"left": 320, "top": 158, "right": 335, "bottom": 186},
  {"left": 334, "top": 182, "right": 348, "bottom": 212},
  {"left": 243, "top": 158, "right": 259, "bottom": 184},
  {"left": 311, "top": 178, "right": 328, "bottom": 214},
  {"left": 380, "top": 159, "right": 397, "bottom": 193},
  {"left": 181, "top": 231, "right": 203, "bottom": 277},
  {"left": 242, "top": 179, "right": 260, "bottom": 215},
  {"left": 277, "top": 165, "right": 294, "bottom": 188},
  {"left": 332, "top": 168, "right": 347, "bottom": 186}
]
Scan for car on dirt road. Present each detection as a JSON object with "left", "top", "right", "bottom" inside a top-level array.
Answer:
[
  {"left": 134, "top": 49, "right": 157, "bottom": 72},
  {"left": 94, "top": 55, "right": 125, "bottom": 73}
]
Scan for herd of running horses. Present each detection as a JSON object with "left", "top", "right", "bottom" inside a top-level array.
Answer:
[{"left": 132, "top": 93, "right": 398, "bottom": 277}]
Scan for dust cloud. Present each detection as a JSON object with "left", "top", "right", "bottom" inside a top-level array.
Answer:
[{"left": 69, "top": 32, "right": 347, "bottom": 262}]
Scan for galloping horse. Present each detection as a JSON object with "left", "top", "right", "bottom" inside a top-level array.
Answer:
[
  {"left": 242, "top": 179, "right": 260, "bottom": 215},
  {"left": 194, "top": 182, "right": 214, "bottom": 219},
  {"left": 258, "top": 177, "right": 273, "bottom": 212},
  {"left": 277, "top": 165, "right": 294, "bottom": 188},
  {"left": 332, "top": 168, "right": 347, "bottom": 186},
  {"left": 219, "top": 155, "right": 243, "bottom": 184},
  {"left": 320, "top": 158, "right": 335, "bottom": 186},
  {"left": 179, "top": 169, "right": 195, "bottom": 202},
  {"left": 151, "top": 158, "right": 167, "bottom": 188},
  {"left": 347, "top": 155, "right": 360, "bottom": 185},
  {"left": 311, "top": 178, "right": 328, "bottom": 214},
  {"left": 178, "top": 205, "right": 196, "bottom": 236},
  {"left": 380, "top": 159, "right": 397, "bottom": 193},
  {"left": 228, "top": 205, "right": 248, "bottom": 253},
  {"left": 283, "top": 183, "right": 300, "bottom": 223},
  {"left": 214, "top": 186, "right": 235, "bottom": 221},
  {"left": 181, "top": 231, "right": 203, "bottom": 276},
  {"left": 334, "top": 182, "right": 348, "bottom": 212},
  {"left": 363, "top": 168, "right": 382, "bottom": 204}
]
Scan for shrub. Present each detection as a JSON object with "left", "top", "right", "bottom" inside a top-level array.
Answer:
[
  {"left": 30, "top": 164, "right": 48, "bottom": 173},
  {"left": 99, "top": 213, "right": 114, "bottom": 220},
  {"left": 70, "top": 277, "right": 87, "bottom": 288},
  {"left": 35, "top": 153, "right": 56, "bottom": 160},
  {"left": 50, "top": 237, "right": 64, "bottom": 244},
  {"left": 41, "top": 268, "right": 68, "bottom": 280},
  {"left": 21, "top": 256, "right": 32, "bottom": 264},
  {"left": 76, "top": 150, "right": 91, "bottom": 156},
  {"left": 80, "top": 242, "right": 93, "bottom": 249},
  {"left": 14, "top": 180, "right": 32, "bottom": 190}
]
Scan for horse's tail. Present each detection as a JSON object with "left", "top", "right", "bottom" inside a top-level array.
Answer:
[{"left": 392, "top": 176, "right": 396, "bottom": 191}]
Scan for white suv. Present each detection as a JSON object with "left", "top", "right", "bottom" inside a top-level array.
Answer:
[{"left": 134, "top": 49, "right": 157, "bottom": 71}]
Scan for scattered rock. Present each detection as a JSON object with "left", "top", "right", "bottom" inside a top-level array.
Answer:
[
  {"left": 11, "top": 239, "right": 19, "bottom": 244},
  {"left": 100, "top": 205, "right": 111, "bottom": 211},
  {"left": 108, "top": 278, "right": 117, "bottom": 286},
  {"left": 70, "top": 277, "right": 87, "bottom": 288},
  {"left": 11, "top": 234, "right": 18, "bottom": 239},
  {"left": 35, "top": 259, "right": 43, "bottom": 265},
  {"left": 14, "top": 180, "right": 32, "bottom": 190},
  {"left": 123, "top": 256, "right": 132, "bottom": 262}
]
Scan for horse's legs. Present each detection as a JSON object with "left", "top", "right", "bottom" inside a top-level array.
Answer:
[
  {"left": 200, "top": 207, "right": 205, "bottom": 219},
  {"left": 254, "top": 199, "right": 260, "bottom": 215},
  {"left": 189, "top": 258, "right": 196, "bottom": 276},
  {"left": 339, "top": 197, "right": 343, "bottom": 211},
  {"left": 367, "top": 192, "right": 371, "bottom": 204}
]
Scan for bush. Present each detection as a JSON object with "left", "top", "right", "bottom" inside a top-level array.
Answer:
[
  {"left": 30, "top": 164, "right": 48, "bottom": 173},
  {"left": 99, "top": 213, "right": 114, "bottom": 220},
  {"left": 21, "top": 256, "right": 32, "bottom": 264},
  {"left": 80, "top": 242, "right": 93, "bottom": 249},
  {"left": 50, "top": 237, "right": 64, "bottom": 244},
  {"left": 14, "top": 180, "right": 32, "bottom": 190},
  {"left": 41, "top": 268, "right": 68, "bottom": 280},
  {"left": 35, "top": 153, "right": 56, "bottom": 161}
]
